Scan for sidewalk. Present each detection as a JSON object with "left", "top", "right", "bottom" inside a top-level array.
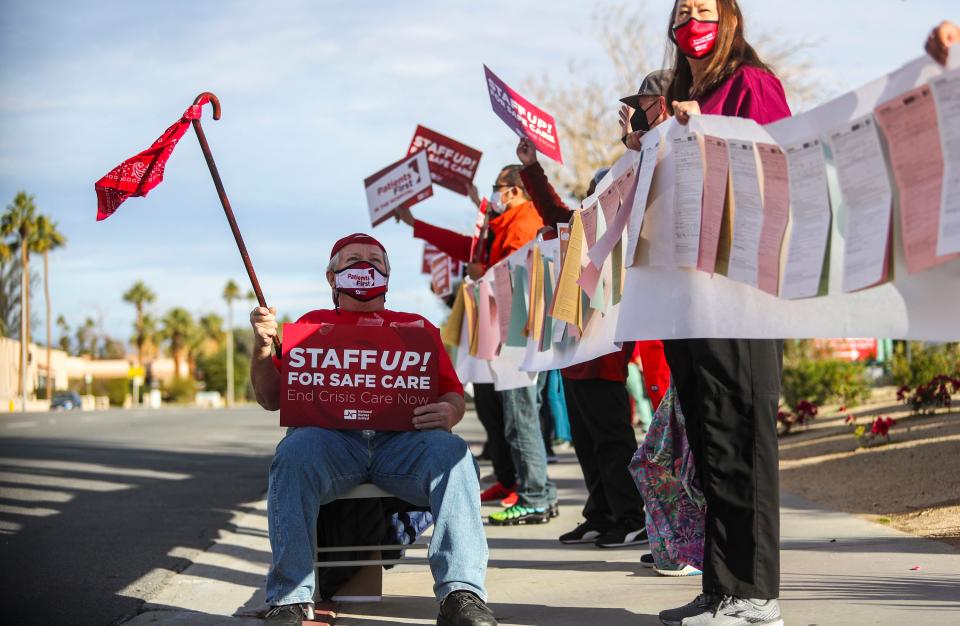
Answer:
[{"left": 125, "top": 411, "right": 960, "bottom": 626}]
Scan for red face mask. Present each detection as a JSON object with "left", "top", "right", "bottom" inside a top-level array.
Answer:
[
  {"left": 672, "top": 18, "right": 719, "bottom": 59},
  {"left": 334, "top": 261, "right": 388, "bottom": 303}
]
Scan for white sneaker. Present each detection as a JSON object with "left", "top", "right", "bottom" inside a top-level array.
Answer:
[
  {"left": 680, "top": 596, "right": 782, "bottom": 625},
  {"left": 654, "top": 563, "right": 702, "bottom": 577}
]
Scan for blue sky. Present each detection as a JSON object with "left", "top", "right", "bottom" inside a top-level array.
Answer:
[{"left": 0, "top": 0, "right": 953, "bottom": 346}]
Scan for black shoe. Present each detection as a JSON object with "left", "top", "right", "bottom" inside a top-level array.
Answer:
[
  {"left": 641, "top": 552, "right": 655, "bottom": 567},
  {"left": 438, "top": 590, "right": 498, "bottom": 625},
  {"left": 559, "top": 520, "right": 609, "bottom": 544},
  {"left": 595, "top": 526, "right": 648, "bottom": 548},
  {"left": 264, "top": 603, "right": 313, "bottom": 625}
]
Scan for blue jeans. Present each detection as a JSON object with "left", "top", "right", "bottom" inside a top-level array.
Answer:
[
  {"left": 500, "top": 384, "right": 557, "bottom": 509},
  {"left": 265, "top": 427, "right": 488, "bottom": 605}
]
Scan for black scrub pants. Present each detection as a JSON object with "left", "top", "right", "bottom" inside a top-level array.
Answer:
[
  {"left": 662, "top": 338, "right": 782, "bottom": 600},
  {"left": 562, "top": 377, "right": 645, "bottom": 530}
]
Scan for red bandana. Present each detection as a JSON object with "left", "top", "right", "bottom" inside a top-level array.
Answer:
[{"left": 94, "top": 94, "right": 212, "bottom": 221}]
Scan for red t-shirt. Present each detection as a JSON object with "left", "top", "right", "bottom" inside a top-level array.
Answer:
[{"left": 276, "top": 308, "right": 464, "bottom": 397}]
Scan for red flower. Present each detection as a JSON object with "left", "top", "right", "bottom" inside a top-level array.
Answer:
[
  {"left": 844, "top": 414, "right": 855, "bottom": 425},
  {"left": 871, "top": 416, "right": 896, "bottom": 438}
]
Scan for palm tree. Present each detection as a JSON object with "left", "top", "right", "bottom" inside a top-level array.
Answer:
[
  {"left": 198, "top": 313, "right": 225, "bottom": 354},
  {"left": 0, "top": 241, "right": 14, "bottom": 337},
  {"left": 1, "top": 191, "right": 38, "bottom": 402},
  {"left": 222, "top": 280, "right": 241, "bottom": 406},
  {"left": 140, "top": 313, "right": 160, "bottom": 361},
  {"left": 123, "top": 281, "right": 156, "bottom": 367},
  {"left": 75, "top": 317, "right": 96, "bottom": 356},
  {"left": 56, "top": 315, "right": 70, "bottom": 353},
  {"left": 31, "top": 215, "right": 66, "bottom": 399},
  {"left": 161, "top": 307, "right": 194, "bottom": 379}
]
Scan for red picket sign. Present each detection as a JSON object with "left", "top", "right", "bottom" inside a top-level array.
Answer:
[
  {"left": 407, "top": 125, "right": 483, "bottom": 195},
  {"left": 484, "top": 65, "right": 563, "bottom": 163},
  {"left": 364, "top": 150, "right": 434, "bottom": 226},
  {"left": 280, "top": 323, "right": 440, "bottom": 430}
]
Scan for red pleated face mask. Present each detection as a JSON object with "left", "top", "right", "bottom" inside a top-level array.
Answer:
[
  {"left": 334, "top": 261, "right": 389, "bottom": 302},
  {"left": 672, "top": 18, "right": 719, "bottom": 59}
]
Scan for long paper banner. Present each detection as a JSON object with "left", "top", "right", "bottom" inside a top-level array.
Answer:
[{"left": 451, "top": 52, "right": 960, "bottom": 385}]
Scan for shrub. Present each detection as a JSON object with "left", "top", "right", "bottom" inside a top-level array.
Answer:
[
  {"left": 897, "top": 375, "right": 960, "bottom": 415},
  {"left": 163, "top": 377, "right": 198, "bottom": 404},
  {"left": 782, "top": 358, "right": 871, "bottom": 409},
  {"left": 777, "top": 399, "right": 819, "bottom": 435},
  {"left": 65, "top": 378, "right": 129, "bottom": 406},
  {"left": 891, "top": 342, "right": 960, "bottom": 387},
  {"left": 853, "top": 416, "right": 897, "bottom": 448},
  {"left": 195, "top": 347, "right": 251, "bottom": 399}
]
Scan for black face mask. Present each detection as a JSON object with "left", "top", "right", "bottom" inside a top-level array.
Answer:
[
  {"left": 621, "top": 100, "right": 661, "bottom": 146},
  {"left": 632, "top": 100, "right": 661, "bottom": 133}
]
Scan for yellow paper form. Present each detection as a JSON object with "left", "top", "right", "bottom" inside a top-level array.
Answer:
[
  {"left": 464, "top": 284, "right": 479, "bottom": 356},
  {"left": 440, "top": 284, "right": 466, "bottom": 347},
  {"left": 551, "top": 211, "right": 585, "bottom": 328},
  {"left": 526, "top": 245, "right": 545, "bottom": 343}
]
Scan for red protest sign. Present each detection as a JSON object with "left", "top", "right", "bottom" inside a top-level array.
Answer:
[
  {"left": 407, "top": 125, "right": 483, "bottom": 195},
  {"left": 364, "top": 150, "right": 434, "bottom": 226},
  {"left": 422, "top": 242, "right": 442, "bottom": 274},
  {"left": 280, "top": 323, "right": 440, "bottom": 430},
  {"left": 812, "top": 338, "right": 878, "bottom": 362},
  {"left": 484, "top": 65, "right": 563, "bottom": 163},
  {"left": 430, "top": 254, "right": 453, "bottom": 297}
]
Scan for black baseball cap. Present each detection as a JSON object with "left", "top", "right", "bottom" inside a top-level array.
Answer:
[{"left": 619, "top": 69, "right": 674, "bottom": 109}]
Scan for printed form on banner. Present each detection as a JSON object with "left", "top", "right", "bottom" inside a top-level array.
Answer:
[
  {"left": 484, "top": 65, "right": 564, "bottom": 163},
  {"left": 407, "top": 125, "right": 483, "bottom": 195},
  {"left": 280, "top": 323, "right": 439, "bottom": 430},
  {"left": 364, "top": 150, "right": 434, "bottom": 226}
]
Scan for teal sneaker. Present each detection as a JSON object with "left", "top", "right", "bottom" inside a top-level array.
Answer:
[{"left": 488, "top": 503, "right": 550, "bottom": 526}]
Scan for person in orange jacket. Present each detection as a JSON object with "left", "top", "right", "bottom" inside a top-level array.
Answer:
[{"left": 395, "top": 167, "right": 559, "bottom": 526}]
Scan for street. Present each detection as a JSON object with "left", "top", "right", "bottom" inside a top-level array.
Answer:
[{"left": 0, "top": 406, "right": 282, "bottom": 626}]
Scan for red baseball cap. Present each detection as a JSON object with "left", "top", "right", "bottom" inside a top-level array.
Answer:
[{"left": 330, "top": 233, "right": 387, "bottom": 259}]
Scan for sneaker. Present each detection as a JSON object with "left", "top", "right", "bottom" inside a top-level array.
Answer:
[
  {"left": 654, "top": 563, "right": 702, "bottom": 577},
  {"left": 658, "top": 593, "right": 718, "bottom": 625},
  {"left": 547, "top": 501, "right": 560, "bottom": 518},
  {"left": 500, "top": 491, "right": 519, "bottom": 507},
  {"left": 264, "top": 603, "right": 314, "bottom": 625},
  {"left": 559, "top": 520, "right": 608, "bottom": 544},
  {"left": 595, "top": 526, "right": 648, "bottom": 548},
  {"left": 437, "top": 590, "right": 498, "bottom": 626},
  {"left": 641, "top": 552, "right": 655, "bottom": 568},
  {"left": 678, "top": 596, "right": 782, "bottom": 625},
  {"left": 480, "top": 482, "right": 516, "bottom": 503},
  {"left": 488, "top": 503, "right": 551, "bottom": 526}
]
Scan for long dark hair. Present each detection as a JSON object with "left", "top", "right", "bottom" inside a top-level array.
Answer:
[{"left": 666, "top": 0, "right": 772, "bottom": 105}]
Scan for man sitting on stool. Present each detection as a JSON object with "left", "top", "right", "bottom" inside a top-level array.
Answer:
[{"left": 250, "top": 233, "right": 496, "bottom": 626}]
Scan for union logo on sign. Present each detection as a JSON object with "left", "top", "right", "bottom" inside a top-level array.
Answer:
[{"left": 343, "top": 409, "right": 358, "bottom": 420}]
